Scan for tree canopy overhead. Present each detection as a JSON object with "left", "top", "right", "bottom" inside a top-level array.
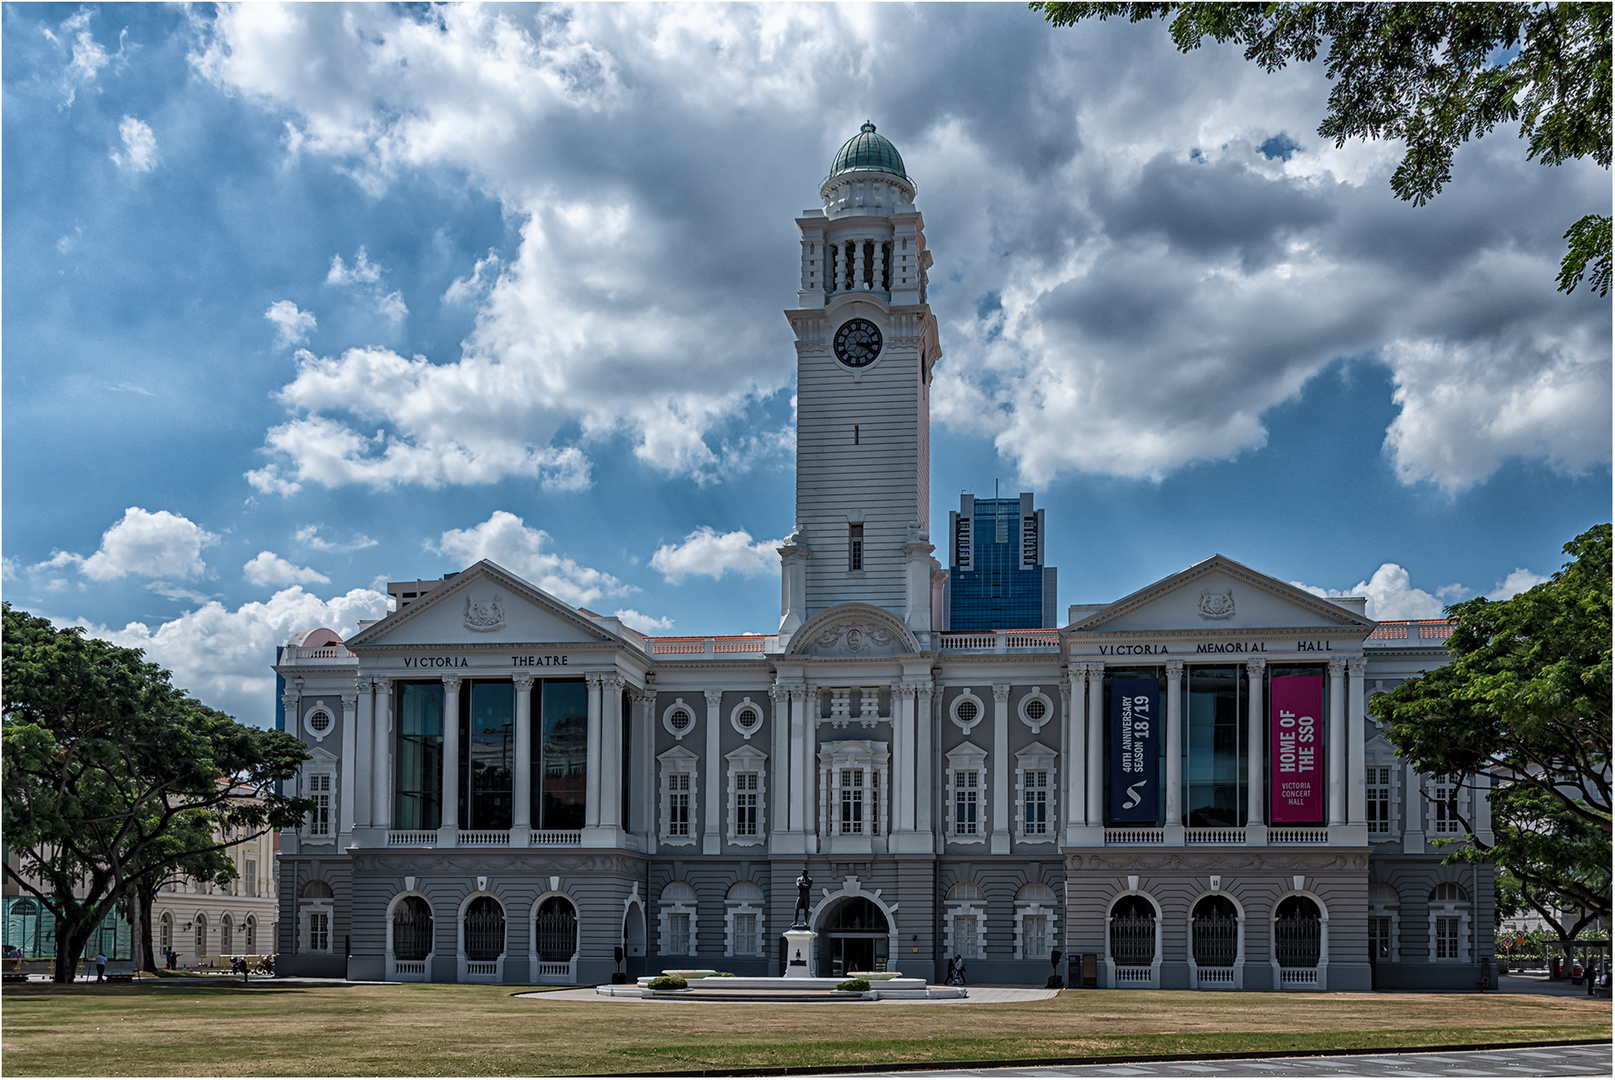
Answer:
[
  {"left": 1033, "top": 2, "right": 1612, "bottom": 296},
  {"left": 2, "top": 604, "right": 310, "bottom": 981},
  {"left": 1369, "top": 525, "right": 1612, "bottom": 931}
]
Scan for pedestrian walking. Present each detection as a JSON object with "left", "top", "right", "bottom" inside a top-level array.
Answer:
[{"left": 94, "top": 951, "right": 107, "bottom": 982}]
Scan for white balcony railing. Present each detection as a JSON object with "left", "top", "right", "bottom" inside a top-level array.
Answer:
[
  {"left": 1269, "top": 828, "right": 1329, "bottom": 845},
  {"left": 532, "top": 830, "right": 583, "bottom": 846},
  {"left": 1185, "top": 828, "right": 1246, "bottom": 845},
  {"left": 387, "top": 831, "right": 437, "bottom": 847},
  {"left": 1113, "top": 965, "right": 1153, "bottom": 984},
  {"left": 1105, "top": 828, "right": 1165, "bottom": 845},
  {"left": 1196, "top": 966, "right": 1236, "bottom": 987},
  {"left": 938, "top": 629, "right": 1060, "bottom": 653},
  {"left": 1279, "top": 966, "right": 1319, "bottom": 988},
  {"left": 459, "top": 830, "right": 511, "bottom": 846}
]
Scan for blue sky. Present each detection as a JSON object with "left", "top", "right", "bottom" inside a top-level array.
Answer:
[{"left": 4, "top": 3, "right": 1609, "bottom": 727}]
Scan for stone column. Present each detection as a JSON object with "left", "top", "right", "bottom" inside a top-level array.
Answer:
[
  {"left": 1347, "top": 658, "right": 1367, "bottom": 827},
  {"left": 439, "top": 675, "right": 462, "bottom": 843},
  {"left": 1245, "top": 657, "right": 1266, "bottom": 842},
  {"left": 339, "top": 689, "right": 359, "bottom": 839},
  {"left": 372, "top": 679, "right": 392, "bottom": 832},
  {"left": 1067, "top": 667, "right": 1085, "bottom": 834},
  {"left": 1328, "top": 658, "right": 1346, "bottom": 827},
  {"left": 602, "top": 675, "right": 625, "bottom": 833},
  {"left": 991, "top": 684, "right": 1011, "bottom": 854},
  {"left": 354, "top": 680, "right": 374, "bottom": 830},
  {"left": 771, "top": 685, "right": 790, "bottom": 839},
  {"left": 282, "top": 688, "right": 301, "bottom": 740},
  {"left": 1058, "top": 677, "right": 1073, "bottom": 835},
  {"left": 1402, "top": 762, "right": 1425, "bottom": 854},
  {"left": 703, "top": 688, "right": 722, "bottom": 854},
  {"left": 853, "top": 240, "right": 866, "bottom": 290},
  {"left": 789, "top": 687, "right": 809, "bottom": 834},
  {"left": 891, "top": 682, "right": 913, "bottom": 834},
  {"left": 584, "top": 673, "right": 603, "bottom": 830},
  {"left": 1086, "top": 663, "right": 1104, "bottom": 826},
  {"left": 1165, "top": 660, "right": 1184, "bottom": 843},
  {"left": 511, "top": 673, "right": 534, "bottom": 846},
  {"left": 915, "top": 679, "right": 934, "bottom": 836}
]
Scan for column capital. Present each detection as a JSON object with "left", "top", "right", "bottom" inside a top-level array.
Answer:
[
  {"left": 281, "top": 692, "right": 300, "bottom": 709},
  {"left": 703, "top": 688, "right": 724, "bottom": 708},
  {"left": 1085, "top": 661, "right": 1106, "bottom": 678},
  {"left": 354, "top": 677, "right": 371, "bottom": 697},
  {"left": 626, "top": 683, "right": 652, "bottom": 704},
  {"left": 441, "top": 674, "right": 462, "bottom": 692},
  {"left": 602, "top": 672, "right": 624, "bottom": 691},
  {"left": 340, "top": 692, "right": 359, "bottom": 708},
  {"left": 790, "top": 685, "right": 813, "bottom": 702},
  {"left": 1328, "top": 656, "right": 1347, "bottom": 676},
  {"left": 1246, "top": 656, "right": 1267, "bottom": 675},
  {"left": 1165, "top": 658, "right": 1184, "bottom": 677},
  {"left": 512, "top": 672, "right": 535, "bottom": 691},
  {"left": 583, "top": 672, "right": 603, "bottom": 689},
  {"left": 992, "top": 684, "right": 1011, "bottom": 703},
  {"left": 1348, "top": 656, "right": 1368, "bottom": 677},
  {"left": 1058, "top": 682, "right": 1070, "bottom": 704},
  {"left": 770, "top": 683, "right": 791, "bottom": 704}
]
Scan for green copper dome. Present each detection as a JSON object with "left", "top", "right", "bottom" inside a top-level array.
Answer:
[{"left": 829, "top": 121, "right": 907, "bottom": 179}]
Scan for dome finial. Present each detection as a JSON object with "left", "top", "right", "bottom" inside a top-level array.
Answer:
[
  {"left": 861, "top": 120, "right": 876, "bottom": 133},
  {"left": 828, "top": 121, "right": 907, "bottom": 180}
]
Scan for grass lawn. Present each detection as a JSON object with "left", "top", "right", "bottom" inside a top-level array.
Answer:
[{"left": 1, "top": 982, "right": 1608, "bottom": 1076}]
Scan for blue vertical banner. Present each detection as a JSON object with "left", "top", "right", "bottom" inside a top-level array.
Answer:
[{"left": 1109, "top": 677, "right": 1160, "bottom": 823}]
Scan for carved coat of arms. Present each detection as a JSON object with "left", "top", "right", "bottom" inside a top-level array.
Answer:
[
  {"left": 464, "top": 593, "right": 506, "bottom": 632},
  {"left": 1197, "top": 589, "right": 1235, "bottom": 620}
]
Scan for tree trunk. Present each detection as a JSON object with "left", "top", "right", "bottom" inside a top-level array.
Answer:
[
  {"left": 137, "top": 882, "right": 159, "bottom": 974},
  {"left": 52, "top": 917, "right": 94, "bottom": 984}
]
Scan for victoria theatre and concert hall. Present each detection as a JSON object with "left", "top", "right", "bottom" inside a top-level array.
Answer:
[{"left": 273, "top": 123, "right": 1492, "bottom": 992}]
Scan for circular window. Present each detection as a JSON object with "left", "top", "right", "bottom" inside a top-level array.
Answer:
[
  {"left": 307, "top": 709, "right": 331, "bottom": 733},
  {"left": 670, "top": 708, "right": 691, "bottom": 731},
  {"left": 956, "top": 699, "right": 978, "bottom": 724},
  {"left": 1024, "top": 698, "right": 1046, "bottom": 722},
  {"left": 737, "top": 708, "right": 757, "bottom": 728}
]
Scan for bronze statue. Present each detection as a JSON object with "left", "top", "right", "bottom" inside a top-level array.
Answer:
[{"left": 793, "top": 868, "right": 813, "bottom": 927}]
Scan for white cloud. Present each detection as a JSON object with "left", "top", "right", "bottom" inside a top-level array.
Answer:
[
  {"left": 264, "top": 302, "right": 315, "bottom": 347},
  {"left": 293, "top": 524, "right": 378, "bottom": 552},
  {"left": 1292, "top": 563, "right": 1447, "bottom": 621},
  {"left": 326, "top": 247, "right": 382, "bottom": 285},
  {"left": 1487, "top": 568, "right": 1549, "bottom": 601},
  {"left": 650, "top": 527, "right": 779, "bottom": 585},
  {"left": 110, "top": 115, "right": 157, "bottom": 173},
  {"left": 431, "top": 510, "right": 629, "bottom": 608},
  {"left": 86, "top": 586, "right": 389, "bottom": 726},
  {"left": 613, "top": 608, "right": 675, "bottom": 632},
  {"left": 243, "top": 550, "right": 330, "bottom": 587},
  {"left": 36, "top": 507, "right": 217, "bottom": 582},
  {"left": 376, "top": 290, "right": 408, "bottom": 324},
  {"left": 443, "top": 250, "right": 502, "bottom": 306},
  {"left": 45, "top": 11, "right": 113, "bottom": 107}
]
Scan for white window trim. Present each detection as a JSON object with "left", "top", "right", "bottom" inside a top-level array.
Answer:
[
  {"left": 1268, "top": 891, "right": 1330, "bottom": 991},
  {"left": 1364, "top": 756, "right": 1399, "bottom": 839},
  {"left": 1013, "top": 890, "right": 1059, "bottom": 960},
  {"left": 817, "top": 739, "right": 890, "bottom": 840},
  {"left": 661, "top": 698, "right": 698, "bottom": 741},
  {"left": 949, "top": 688, "right": 986, "bottom": 735},
  {"left": 300, "top": 903, "right": 333, "bottom": 954},
  {"left": 723, "top": 887, "right": 766, "bottom": 958},
  {"left": 1014, "top": 742, "right": 1058, "bottom": 843},
  {"left": 1428, "top": 885, "right": 1471, "bottom": 962},
  {"left": 1107, "top": 891, "right": 1164, "bottom": 990},
  {"left": 1017, "top": 687, "right": 1055, "bottom": 734},
  {"left": 729, "top": 696, "right": 764, "bottom": 740},
  {"left": 726, "top": 745, "right": 768, "bottom": 846},
  {"left": 945, "top": 741, "right": 988, "bottom": 843},
  {"left": 659, "top": 885, "right": 698, "bottom": 956},
  {"left": 657, "top": 746, "right": 699, "bottom": 846},
  {"left": 1186, "top": 890, "right": 1247, "bottom": 990},
  {"left": 1368, "top": 909, "right": 1400, "bottom": 964},
  {"left": 943, "top": 901, "right": 986, "bottom": 961},
  {"left": 303, "top": 701, "right": 335, "bottom": 743},
  {"left": 1428, "top": 775, "right": 1469, "bottom": 836}
]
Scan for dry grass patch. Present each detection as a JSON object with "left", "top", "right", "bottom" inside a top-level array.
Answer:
[{"left": 1, "top": 982, "right": 1607, "bottom": 1076}]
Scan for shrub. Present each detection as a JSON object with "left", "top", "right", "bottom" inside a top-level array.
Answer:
[
  {"left": 836, "top": 978, "right": 871, "bottom": 992},
  {"left": 646, "top": 976, "right": 687, "bottom": 990},
  {"left": 713, "top": 972, "right": 736, "bottom": 977}
]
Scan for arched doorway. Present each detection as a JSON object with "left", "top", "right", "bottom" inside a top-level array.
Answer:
[
  {"left": 534, "top": 896, "right": 578, "bottom": 981},
  {"left": 819, "top": 897, "right": 889, "bottom": 977},
  {"left": 622, "top": 900, "right": 646, "bottom": 977}
]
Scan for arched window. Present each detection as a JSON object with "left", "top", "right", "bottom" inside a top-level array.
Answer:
[
  {"left": 160, "top": 913, "right": 173, "bottom": 952},
  {"left": 1274, "top": 896, "right": 1322, "bottom": 968},
  {"left": 1108, "top": 896, "right": 1157, "bottom": 966},
  {"left": 1431, "top": 882, "right": 1468, "bottom": 902},
  {"left": 1191, "top": 896, "right": 1239, "bottom": 967},
  {"left": 221, "top": 914, "right": 234, "bottom": 954},
  {"left": 194, "top": 914, "right": 208, "bottom": 957},
  {"left": 725, "top": 881, "right": 765, "bottom": 957},
  {"left": 463, "top": 897, "right": 505, "bottom": 961},
  {"left": 244, "top": 915, "right": 257, "bottom": 954},
  {"left": 1015, "top": 882, "right": 1059, "bottom": 961},
  {"left": 660, "top": 881, "right": 697, "bottom": 955},
  {"left": 1429, "top": 881, "right": 1471, "bottom": 961},
  {"left": 535, "top": 896, "right": 578, "bottom": 962},
  {"left": 393, "top": 897, "right": 434, "bottom": 961},
  {"left": 945, "top": 882, "right": 986, "bottom": 960},
  {"left": 302, "top": 879, "right": 334, "bottom": 954},
  {"left": 1368, "top": 882, "right": 1400, "bottom": 961}
]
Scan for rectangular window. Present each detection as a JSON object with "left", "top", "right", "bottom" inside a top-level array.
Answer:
[
  {"left": 395, "top": 682, "right": 444, "bottom": 830},
  {"left": 954, "top": 771, "right": 979, "bottom": 835},
  {"left": 668, "top": 773, "right": 691, "bottom": 836},
  {"left": 537, "top": 679, "right": 588, "bottom": 831},
  {"left": 1435, "top": 915, "right": 1461, "bottom": 959},
  {"left": 308, "top": 774, "right": 332, "bottom": 836},
  {"left": 1369, "top": 915, "right": 1392, "bottom": 959},
  {"left": 1024, "top": 770, "right": 1049, "bottom": 835},
  {"left": 954, "top": 914, "right": 979, "bottom": 959},
  {"left": 841, "top": 769, "right": 864, "bottom": 834},
  {"left": 1431, "top": 776, "right": 1462, "bottom": 834},
  {"left": 1023, "top": 913, "right": 1049, "bottom": 960},
  {"left": 245, "top": 919, "right": 256, "bottom": 953},
  {"left": 667, "top": 912, "right": 691, "bottom": 955},
  {"left": 734, "top": 913, "right": 758, "bottom": 956},
  {"left": 1367, "top": 767, "right": 1392, "bottom": 835},
  {"left": 848, "top": 524, "right": 864, "bottom": 572},
  {"left": 309, "top": 912, "right": 329, "bottom": 953},
  {"left": 871, "top": 769, "right": 880, "bottom": 836},
  {"left": 461, "top": 680, "right": 514, "bottom": 831},
  {"left": 1184, "top": 665, "right": 1247, "bottom": 828},
  {"left": 244, "top": 859, "right": 257, "bottom": 897},
  {"left": 735, "top": 772, "right": 758, "bottom": 836}
]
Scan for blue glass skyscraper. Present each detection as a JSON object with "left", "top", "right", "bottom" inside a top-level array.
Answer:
[{"left": 944, "top": 492, "right": 1058, "bottom": 630}]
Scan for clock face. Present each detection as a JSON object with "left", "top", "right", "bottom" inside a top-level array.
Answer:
[{"left": 833, "top": 318, "right": 884, "bottom": 368}]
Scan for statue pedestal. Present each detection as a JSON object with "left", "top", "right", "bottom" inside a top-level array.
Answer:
[{"left": 782, "top": 927, "right": 817, "bottom": 979}]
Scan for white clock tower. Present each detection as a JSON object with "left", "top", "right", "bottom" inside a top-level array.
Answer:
[{"left": 778, "top": 123, "right": 941, "bottom": 642}]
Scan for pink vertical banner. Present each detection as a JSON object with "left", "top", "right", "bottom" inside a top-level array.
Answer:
[{"left": 1270, "top": 675, "right": 1324, "bottom": 823}]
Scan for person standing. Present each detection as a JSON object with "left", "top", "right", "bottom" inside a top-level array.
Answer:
[{"left": 94, "top": 951, "right": 107, "bottom": 983}]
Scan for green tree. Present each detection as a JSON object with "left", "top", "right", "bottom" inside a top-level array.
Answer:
[
  {"left": 2, "top": 605, "right": 310, "bottom": 982},
  {"left": 1033, "top": 2, "right": 1612, "bottom": 296},
  {"left": 1368, "top": 525, "right": 1612, "bottom": 936}
]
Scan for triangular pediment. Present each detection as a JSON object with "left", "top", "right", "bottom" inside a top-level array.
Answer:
[
  {"left": 346, "top": 560, "right": 623, "bottom": 649},
  {"left": 1068, "top": 554, "right": 1376, "bottom": 635}
]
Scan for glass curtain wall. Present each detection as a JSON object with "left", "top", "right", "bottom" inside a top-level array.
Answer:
[
  {"left": 1183, "top": 666, "right": 1248, "bottom": 827},
  {"left": 1103, "top": 666, "right": 1165, "bottom": 827},
  {"left": 395, "top": 682, "right": 444, "bottom": 830},
  {"left": 535, "top": 679, "right": 588, "bottom": 830},
  {"left": 460, "top": 681, "right": 514, "bottom": 830}
]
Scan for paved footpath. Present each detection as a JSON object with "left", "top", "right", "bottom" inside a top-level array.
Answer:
[{"left": 833, "top": 1043, "right": 1611, "bottom": 1079}]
